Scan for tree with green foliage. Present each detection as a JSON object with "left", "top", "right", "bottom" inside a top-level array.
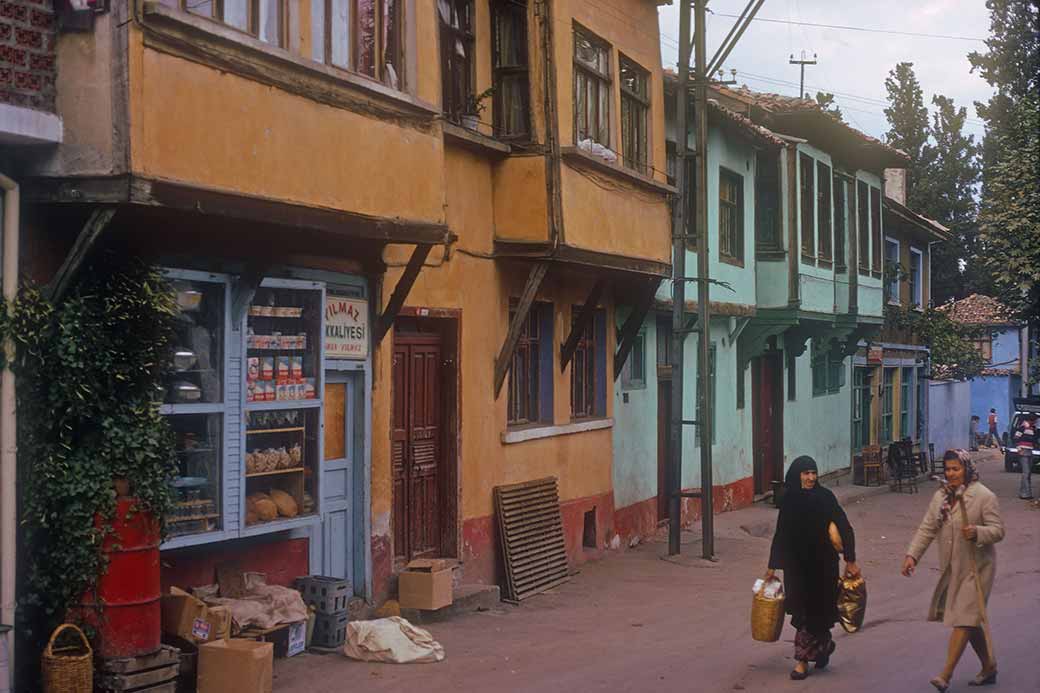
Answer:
[
  {"left": 814, "top": 92, "right": 843, "bottom": 121},
  {"left": 885, "top": 306, "right": 990, "bottom": 381},
  {"left": 883, "top": 62, "right": 931, "bottom": 208},
  {"left": 974, "top": 94, "right": 1040, "bottom": 325}
]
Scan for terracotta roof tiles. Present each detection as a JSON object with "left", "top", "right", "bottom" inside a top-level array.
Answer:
[{"left": 937, "top": 294, "right": 1017, "bottom": 326}]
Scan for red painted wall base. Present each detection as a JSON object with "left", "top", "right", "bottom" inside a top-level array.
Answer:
[
  {"left": 613, "top": 476, "right": 756, "bottom": 542},
  {"left": 160, "top": 537, "right": 309, "bottom": 592}
]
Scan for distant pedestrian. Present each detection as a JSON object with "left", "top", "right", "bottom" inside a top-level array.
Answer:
[
  {"left": 1013, "top": 415, "right": 1035, "bottom": 500},
  {"left": 969, "top": 415, "right": 980, "bottom": 452},
  {"left": 986, "top": 409, "right": 998, "bottom": 448},
  {"left": 902, "top": 450, "right": 1005, "bottom": 691},
  {"left": 764, "top": 456, "right": 860, "bottom": 680}
]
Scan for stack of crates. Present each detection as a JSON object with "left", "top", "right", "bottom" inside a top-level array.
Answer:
[{"left": 295, "top": 576, "right": 351, "bottom": 649}]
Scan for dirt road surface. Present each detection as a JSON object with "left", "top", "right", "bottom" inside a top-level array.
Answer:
[{"left": 276, "top": 450, "right": 1039, "bottom": 692}]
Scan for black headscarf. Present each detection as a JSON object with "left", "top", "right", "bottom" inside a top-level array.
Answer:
[{"left": 769, "top": 455, "right": 857, "bottom": 634}]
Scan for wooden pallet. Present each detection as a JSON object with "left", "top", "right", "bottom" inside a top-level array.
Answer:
[
  {"left": 494, "top": 477, "right": 569, "bottom": 604},
  {"left": 98, "top": 646, "right": 180, "bottom": 692}
]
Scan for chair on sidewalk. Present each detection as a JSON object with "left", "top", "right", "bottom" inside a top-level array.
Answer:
[
  {"left": 886, "top": 440, "right": 918, "bottom": 494},
  {"left": 862, "top": 445, "right": 883, "bottom": 487},
  {"left": 928, "top": 442, "right": 943, "bottom": 477}
]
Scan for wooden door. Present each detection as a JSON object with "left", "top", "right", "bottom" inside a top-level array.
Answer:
[
  {"left": 657, "top": 378, "right": 672, "bottom": 521},
  {"left": 322, "top": 372, "right": 360, "bottom": 581},
  {"left": 752, "top": 353, "right": 784, "bottom": 495},
  {"left": 392, "top": 335, "right": 443, "bottom": 561}
]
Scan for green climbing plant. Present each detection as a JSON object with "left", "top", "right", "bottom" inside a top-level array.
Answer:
[
  {"left": 884, "top": 304, "right": 990, "bottom": 381},
  {"left": 5, "top": 256, "right": 178, "bottom": 645}
]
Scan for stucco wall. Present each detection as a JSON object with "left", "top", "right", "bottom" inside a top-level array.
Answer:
[
  {"left": 929, "top": 379, "right": 971, "bottom": 454},
  {"left": 992, "top": 327, "right": 1021, "bottom": 368},
  {"left": 970, "top": 375, "right": 1013, "bottom": 438},
  {"left": 784, "top": 351, "right": 852, "bottom": 475},
  {"left": 612, "top": 308, "right": 658, "bottom": 510}
]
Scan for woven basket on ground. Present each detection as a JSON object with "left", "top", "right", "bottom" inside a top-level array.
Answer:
[
  {"left": 751, "top": 585, "right": 785, "bottom": 642},
  {"left": 42, "top": 623, "right": 92, "bottom": 693}
]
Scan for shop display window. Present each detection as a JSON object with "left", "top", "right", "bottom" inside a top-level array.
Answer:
[
  {"left": 161, "top": 273, "right": 229, "bottom": 541},
  {"left": 166, "top": 280, "right": 224, "bottom": 404},
  {"left": 244, "top": 408, "right": 320, "bottom": 525},
  {"left": 168, "top": 413, "right": 223, "bottom": 537},
  {"left": 245, "top": 287, "right": 321, "bottom": 404}
]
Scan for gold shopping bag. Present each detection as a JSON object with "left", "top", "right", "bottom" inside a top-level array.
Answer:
[{"left": 837, "top": 575, "right": 867, "bottom": 633}]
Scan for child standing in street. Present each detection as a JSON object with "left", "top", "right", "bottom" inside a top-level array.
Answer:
[{"left": 987, "top": 409, "right": 999, "bottom": 448}]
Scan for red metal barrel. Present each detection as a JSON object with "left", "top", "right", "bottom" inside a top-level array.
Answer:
[{"left": 78, "top": 498, "right": 161, "bottom": 659}]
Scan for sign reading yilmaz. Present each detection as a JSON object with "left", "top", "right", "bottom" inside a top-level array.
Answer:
[{"left": 325, "top": 295, "right": 368, "bottom": 359}]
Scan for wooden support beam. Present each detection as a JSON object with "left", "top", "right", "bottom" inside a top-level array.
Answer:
[
  {"left": 231, "top": 263, "right": 271, "bottom": 326},
  {"left": 614, "top": 279, "right": 661, "bottom": 380},
  {"left": 560, "top": 279, "right": 606, "bottom": 372},
  {"left": 374, "top": 243, "right": 434, "bottom": 346},
  {"left": 45, "top": 208, "right": 116, "bottom": 303},
  {"left": 494, "top": 262, "right": 549, "bottom": 397}
]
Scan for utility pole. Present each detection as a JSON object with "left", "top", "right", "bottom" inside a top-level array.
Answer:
[
  {"left": 693, "top": 0, "right": 714, "bottom": 561},
  {"left": 789, "top": 51, "right": 817, "bottom": 99},
  {"left": 668, "top": 0, "right": 691, "bottom": 558}
]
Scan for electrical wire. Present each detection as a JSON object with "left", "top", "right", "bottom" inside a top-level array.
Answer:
[{"left": 710, "top": 13, "right": 987, "bottom": 42}]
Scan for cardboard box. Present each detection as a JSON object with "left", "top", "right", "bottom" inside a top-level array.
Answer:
[
  {"left": 161, "top": 587, "right": 231, "bottom": 644},
  {"left": 398, "top": 559, "right": 454, "bottom": 610},
  {"left": 198, "top": 640, "right": 273, "bottom": 693}
]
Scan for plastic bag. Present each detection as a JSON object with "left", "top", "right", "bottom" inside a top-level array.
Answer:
[
  {"left": 837, "top": 575, "right": 867, "bottom": 633},
  {"left": 751, "top": 578, "right": 783, "bottom": 599}
]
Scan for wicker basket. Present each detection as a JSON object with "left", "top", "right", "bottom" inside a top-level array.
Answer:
[
  {"left": 41, "top": 623, "right": 93, "bottom": 693},
  {"left": 751, "top": 585, "right": 785, "bottom": 643}
]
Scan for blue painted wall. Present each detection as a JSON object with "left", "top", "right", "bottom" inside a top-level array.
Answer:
[{"left": 929, "top": 380, "right": 972, "bottom": 453}]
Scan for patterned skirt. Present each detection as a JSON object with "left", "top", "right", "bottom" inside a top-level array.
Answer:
[{"left": 794, "top": 627, "right": 833, "bottom": 662}]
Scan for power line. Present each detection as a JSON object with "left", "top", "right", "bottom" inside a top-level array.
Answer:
[{"left": 711, "top": 13, "right": 986, "bottom": 42}]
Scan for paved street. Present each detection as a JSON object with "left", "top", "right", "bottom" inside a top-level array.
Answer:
[{"left": 276, "top": 450, "right": 1039, "bottom": 692}]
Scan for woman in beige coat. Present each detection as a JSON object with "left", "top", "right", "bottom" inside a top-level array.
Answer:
[{"left": 902, "top": 450, "right": 1005, "bottom": 691}]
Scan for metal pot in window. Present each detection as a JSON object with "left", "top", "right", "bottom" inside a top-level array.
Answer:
[{"left": 172, "top": 348, "right": 197, "bottom": 372}]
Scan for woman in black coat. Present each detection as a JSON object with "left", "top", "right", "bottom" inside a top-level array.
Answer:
[{"left": 764, "top": 456, "right": 861, "bottom": 680}]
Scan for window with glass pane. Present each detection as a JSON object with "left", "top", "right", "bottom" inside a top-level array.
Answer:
[
  {"left": 885, "top": 238, "right": 901, "bottom": 303},
  {"left": 871, "top": 187, "right": 883, "bottom": 273},
  {"left": 573, "top": 26, "right": 611, "bottom": 147},
  {"left": 900, "top": 367, "right": 912, "bottom": 437},
  {"left": 853, "top": 367, "right": 870, "bottom": 449},
  {"left": 666, "top": 142, "right": 697, "bottom": 250},
  {"left": 755, "top": 150, "right": 781, "bottom": 251},
  {"left": 833, "top": 177, "right": 847, "bottom": 270},
  {"left": 245, "top": 407, "right": 320, "bottom": 524},
  {"left": 441, "top": 0, "right": 474, "bottom": 120},
  {"left": 508, "top": 305, "right": 542, "bottom": 425},
  {"left": 812, "top": 339, "right": 828, "bottom": 396},
  {"left": 492, "top": 0, "right": 530, "bottom": 138},
  {"left": 622, "top": 331, "right": 646, "bottom": 390},
  {"left": 800, "top": 153, "right": 815, "bottom": 257},
  {"left": 719, "top": 168, "right": 744, "bottom": 262},
  {"left": 183, "top": 0, "right": 282, "bottom": 47},
  {"left": 857, "top": 181, "right": 870, "bottom": 272},
  {"left": 164, "top": 276, "right": 226, "bottom": 539},
  {"left": 619, "top": 55, "right": 649, "bottom": 173},
  {"left": 881, "top": 368, "right": 895, "bottom": 443},
  {"left": 570, "top": 313, "right": 596, "bottom": 419},
  {"left": 168, "top": 414, "right": 223, "bottom": 537},
  {"left": 909, "top": 248, "right": 923, "bottom": 307},
  {"left": 817, "top": 161, "right": 832, "bottom": 261},
  {"left": 311, "top": 0, "right": 403, "bottom": 88}
]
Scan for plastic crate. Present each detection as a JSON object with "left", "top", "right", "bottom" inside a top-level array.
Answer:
[
  {"left": 312, "top": 610, "right": 349, "bottom": 649},
  {"left": 295, "top": 576, "right": 352, "bottom": 614}
]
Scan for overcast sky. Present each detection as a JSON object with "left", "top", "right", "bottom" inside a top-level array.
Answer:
[{"left": 657, "top": 0, "right": 993, "bottom": 143}]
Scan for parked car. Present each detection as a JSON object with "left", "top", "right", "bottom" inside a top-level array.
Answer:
[{"left": 1003, "top": 397, "right": 1040, "bottom": 473}]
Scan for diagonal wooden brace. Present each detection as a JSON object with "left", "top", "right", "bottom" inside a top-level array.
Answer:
[
  {"left": 45, "top": 207, "right": 116, "bottom": 303},
  {"left": 560, "top": 278, "right": 606, "bottom": 372},
  {"left": 494, "top": 262, "right": 549, "bottom": 397},
  {"left": 613, "top": 278, "right": 662, "bottom": 380},
  {"left": 374, "top": 243, "right": 434, "bottom": 345}
]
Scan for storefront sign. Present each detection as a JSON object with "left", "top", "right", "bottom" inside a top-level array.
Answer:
[
  {"left": 325, "top": 296, "right": 368, "bottom": 359},
  {"left": 867, "top": 346, "right": 884, "bottom": 365}
]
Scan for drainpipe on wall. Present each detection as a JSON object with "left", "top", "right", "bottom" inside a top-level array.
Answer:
[{"left": 0, "top": 173, "right": 19, "bottom": 690}]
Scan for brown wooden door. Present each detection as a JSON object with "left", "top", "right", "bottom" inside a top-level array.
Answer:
[
  {"left": 657, "top": 378, "right": 671, "bottom": 521},
  {"left": 752, "top": 353, "right": 784, "bottom": 495},
  {"left": 392, "top": 335, "right": 443, "bottom": 561}
]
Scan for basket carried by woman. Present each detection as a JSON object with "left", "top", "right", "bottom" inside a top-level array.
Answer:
[{"left": 41, "top": 623, "right": 93, "bottom": 693}]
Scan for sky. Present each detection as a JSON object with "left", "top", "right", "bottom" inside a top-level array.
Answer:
[{"left": 656, "top": 0, "right": 994, "bottom": 143}]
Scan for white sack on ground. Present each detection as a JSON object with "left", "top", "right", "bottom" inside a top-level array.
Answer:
[{"left": 342, "top": 617, "right": 445, "bottom": 664}]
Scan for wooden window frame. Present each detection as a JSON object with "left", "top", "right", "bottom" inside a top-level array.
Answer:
[
  {"left": 884, "top": 237, "right": 901, "bottom": 305},
  {"left": 619, "top": 54, "right": 650, "bottom": 174},
  {"left": 621, "top": 330, "right": 646, "bottom": 390},
  {"left": 507, "top": 302, "right": 552, "bottom": 427},
  {"left": 570, "top": 307, "right": 606, "bottom": 420},
  {"left": 311, "top": 0, "right": 406, "bottom": 88},
  {"left": 833, "top": 176, "right": 848, "bottom": 271},
  {"left": 181, "top": 0, "right": 288, "bottom": 48},
  {"left": 755, "top": 149, "right": 782, "bottom": 252},
  {"left": 900, "top": 366, "right": 912, "bottom": 438},
  {"left": 667, "top": 142, "right": 697, "bottom": 251},
  {"left": 857, "top": 180, "right": 870, "bottom": 274},
  {"left": 799, "top": 152, "right": 815, "bottom": 260},
  {"left": 816, "top": 160, "right": 833, "bottom": 264},
  {"left": 573, "top": 24, "right": 612, "bottom": 148},
  {"left": 491, "top": 0, "right": 530, "bottom": 139},
  {"left": 852, "top": 367, "right": 870, "bottom": 449},
  {"left": 909, "top": 247, "right": 923, "bottom": 308},
  {"left": 719, "top": 166, "right": 744, "bottom": 265},
  {"left": 881, "top": 367, "right": 895, "bottom": 444},
  {"left": 440, "top": 0, "right": 475, "bottom": 121},
  {"left": 870, "top": 186, "right": 883, "bottom": 275}
]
